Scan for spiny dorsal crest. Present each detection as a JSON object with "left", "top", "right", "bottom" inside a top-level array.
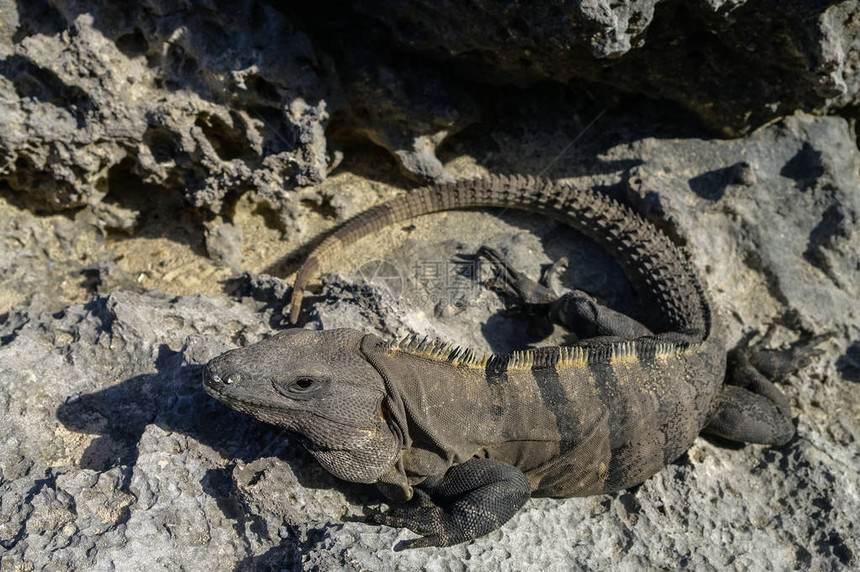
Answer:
[
  {"left": 384, "top": 333, "right": 701, "bottom": 371},
  {"left": 385, "top": 334, "right": 488, "bottom": 368}
]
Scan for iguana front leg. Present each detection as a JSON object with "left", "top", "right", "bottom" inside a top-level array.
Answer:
[
  {"left": 476, "top": 245, "right": 559, "bottom": 305},
  {"left": 477, "top": 245, "right": 652, "bottom": 338},
  {"left": 367, "top": 459, "right": 531, "bottom": 549}
]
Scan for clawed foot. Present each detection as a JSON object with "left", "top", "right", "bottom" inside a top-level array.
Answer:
[
  {"left": 476, "top": 245, "right": 559, "bottom": 305},
  {"left": 368, "top": 459, "right": 531, "bottom": 550},
  {"left": 542, "top": 256, "right": 570, "bottom": 296},
  {"left": 731, "top": 331, "right": 832, "bottom": 384},
  {"left": 714, "top": 330, "right": 831, "bottom": 445},
  {"left": 366, "top": 489, "right": 454, "bottom": 550}
]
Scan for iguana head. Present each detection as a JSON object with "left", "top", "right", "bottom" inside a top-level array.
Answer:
[{"left": 203, "top": 328, "right": 401, "bottom": 484}]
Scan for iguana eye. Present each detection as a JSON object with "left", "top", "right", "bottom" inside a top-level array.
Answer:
[
  {"left": 292, "top": 377, "right": 316, "bottom": 391},
  {"left": 273, "top": 376, "right": 328, "bottom": 399}
]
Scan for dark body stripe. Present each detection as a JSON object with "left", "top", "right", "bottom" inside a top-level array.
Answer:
[
  {"left": 585, "top": 360, "right": 623, "bottom": 492},
  {"left": 530, "top": 348, "right": 580, "bottom": 452}
]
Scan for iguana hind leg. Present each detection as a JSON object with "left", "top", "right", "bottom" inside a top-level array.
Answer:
[
  {"left": 703, "top": 335, "right": 827, "bottom": 446},
  {"left": 367, "top": 458, "right": 530, "bottom": 549},
  {"left": 703, "top": 383, "right": 795, "bottom": 446},
  {"left": 477, "top": 245, "right": 652, "bottom": 338}
]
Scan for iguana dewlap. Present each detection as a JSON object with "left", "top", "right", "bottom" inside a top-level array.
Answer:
[{"left": 203, "top": 176, "right": 806, "bottom": 549}]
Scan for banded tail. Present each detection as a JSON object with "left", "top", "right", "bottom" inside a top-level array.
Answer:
[{"left": 289, "top": 175, "right": 711, "bottom": 339}]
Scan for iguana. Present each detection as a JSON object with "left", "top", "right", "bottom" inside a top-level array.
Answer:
[{"left": 203, "top": 175, "right": 819, "bottom": 549}]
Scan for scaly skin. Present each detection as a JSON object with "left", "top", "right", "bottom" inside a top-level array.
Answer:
[
  {"left": 288, "top": 174, "right": 711, "bottom": 337},
  {"left": 204, "top": 176, "right": 805, "bottom": 549}
]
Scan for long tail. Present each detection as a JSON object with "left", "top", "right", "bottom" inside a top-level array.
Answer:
[{"left": 289, "top": 175, "right": 711, "bottom": 338}]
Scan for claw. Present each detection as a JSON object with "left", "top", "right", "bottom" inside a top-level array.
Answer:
[
  {"left": 542, "top": 256, "right": 569, "bottom": 294},
  {"left": 475, "top": 245, "right": 558, "bottom": 305},
  {"left": 739, "top": 331, "right": 833, "bottom": 380},
  {"left": 367, "top": 512, "right": 410, "bottom": 529},
  {"left": 394, "top": 535, "right": 441, "bottom": 551},
  {"left": 365, "top": 489, "right": 445, "bottom": 537}
]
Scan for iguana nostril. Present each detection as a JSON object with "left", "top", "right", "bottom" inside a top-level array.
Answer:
[{"left": 203, "top": 362, "right": 230, "bottom": 385}]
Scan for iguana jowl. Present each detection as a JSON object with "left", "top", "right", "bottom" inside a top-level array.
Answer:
[{"left": 203, "top": 175, "right": 812, "bottom": 549}]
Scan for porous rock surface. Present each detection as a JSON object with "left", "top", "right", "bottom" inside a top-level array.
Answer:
[
  {"left": 345, "top": 0, "right": 860, "bottom": 134},
  {"left": 1, "top": 0, "right": 860, "bottom": 570},
  {"left": 1, "top": 113, "right": 858, "bottom": 570},
  {"left": 1, "top": 0, "right": 333, "bottom": 215},
  {"left": 6, "top": 0, "right": 860, "bottom": 215}
]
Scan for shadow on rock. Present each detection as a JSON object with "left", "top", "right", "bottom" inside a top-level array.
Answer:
[
  {"left": 687, "top": 161, "right": 755, "bottom": 202},
  {"left": 836, "top": 340, "right": 860, "bottom": 382},
  {"left": 55, "top": 346, "right": 261, "bottom": 490},
  {"left": 55, "top": 341, "right": 375, "bottom": 507},
  {"left": 234, "top": 522, "right": 347, "bottom": 572},
  {"left": 780, "top": 142, "right": 825, "bottom": 192}
]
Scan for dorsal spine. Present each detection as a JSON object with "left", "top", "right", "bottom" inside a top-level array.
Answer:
[{"left": 384, "top": 333, "right": 701, "bottom": 372}]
